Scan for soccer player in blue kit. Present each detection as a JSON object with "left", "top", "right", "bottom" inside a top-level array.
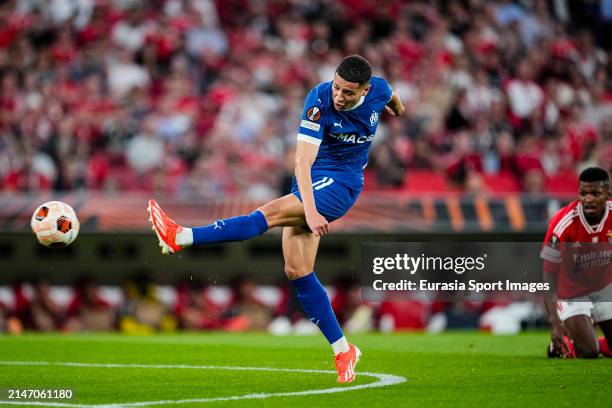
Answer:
[{"left": 148, "top": 55, "right": 405, "bottom": 383}]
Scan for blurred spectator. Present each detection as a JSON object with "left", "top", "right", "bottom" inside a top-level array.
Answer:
[
  {"left": 174, "top": 277, "right": 222, "bottom": 330},
  {"left": 440, "top": 301, "right": 482, "bottom": 329},
  {"left": 10, "top": 280, "right": 31, "bottom": 330},
  {"left": 119, "top": 272, "right": 177, "bottom": 334},
  {"left": 445, "top": 89, "right": 472, "bottom": 132},
  {"left": 0, "top": 299, "right": 6, "bottom": 332},
  {"left": 65, "top": 276, "right": 116, "bottom": 332},
  {"left": 107, "top": 48, "right": 151, "bottom": 99},
  {"left": 273, "top": 277, "right": 306, "bottom": 324},
  {"left": 446, "top": 131, "right": 485, "bottom": 192},
  {"left": 379, "top": 298, "right": 429, "bottom": 331},
  {"left": 369, "top": 130, "right": 406, "bottom": 187},
  {"left": 111, "top": 6, "right": 152, "bottom": 52},
  {"left": 331, "top": 275, "right": 374, "bottom": 333},
  {"left": 29, "top": 279, "right": 63, "bottom": 331},
  {"left": 506, "top": 59, "right": 544, "bottom": 126},
  {"left": 223, "top": 274, "right": 272, "bottom": 331},
  {"left": 514, "top": 135, "right": 545, "bottom": 193}
]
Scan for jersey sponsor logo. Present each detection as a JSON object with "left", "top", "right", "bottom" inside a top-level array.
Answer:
[
  {"left": 306, "top": 106, "right": 321, "bottom": 122},
  {"left": 300, "top": 120, "right": 321, "bottom": 132},
  {"left": 329, "top": 132, "right": 374, "bottom": 144},
  {"left": 369, "top": 111, "right": 379, "bottom": 126}
]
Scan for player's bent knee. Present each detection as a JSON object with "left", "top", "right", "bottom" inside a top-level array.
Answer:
[
  {"left": 575, "top": 344, "right": 599, "bottom": 359},
  {"left": 284, "top": 265, "right": 311, "bottom": 281},
  {"left": 257, "top": 201, "right": 276, "bottom": 218},
  {"left": 258, "top": 200, "right": 293, "bottom": 228}
]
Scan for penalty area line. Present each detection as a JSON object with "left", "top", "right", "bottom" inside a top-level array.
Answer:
[{"left": 0, "top": 361, "right": 406, "bottom": 407}]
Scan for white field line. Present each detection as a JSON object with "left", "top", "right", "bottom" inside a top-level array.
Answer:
[{"left": 0, "top": 361, "right": 406, "bottom": 407}]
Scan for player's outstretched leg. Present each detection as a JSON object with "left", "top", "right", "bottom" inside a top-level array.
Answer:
[
  {"left": 148, "top": 199, "right": 186, "bottom": 254},
  {"left": 147, "top": 196, "right": 306, "bottom": 254},
  {"left": 282, "top": 226, "right": 361, "bottom": 383},
  {"left": 148, "top": 198, "right": 268, "bottom": 254}
]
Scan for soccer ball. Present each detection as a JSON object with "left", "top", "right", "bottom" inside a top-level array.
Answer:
[{"left": 31, "top": 201, "right": 80, "bottom": 247}]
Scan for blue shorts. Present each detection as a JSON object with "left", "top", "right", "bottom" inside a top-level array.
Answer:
[{"left": 291, "top": 170, "right": 363, "bottom": 223}]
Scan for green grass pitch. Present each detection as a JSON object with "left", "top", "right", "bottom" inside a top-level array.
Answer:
[{"left": 0, "top": 332, "right": 609, "bottom": 407}]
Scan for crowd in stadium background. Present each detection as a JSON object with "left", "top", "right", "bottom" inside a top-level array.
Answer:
[
  {"left": 0, "top": 0, "right": 609, "bottom": 335},
  {"left": 0, "top": 273, "right": 543, "bottom": 335},
  {"left": 0, "top": 0, "right": 611, "bottom": 199}
]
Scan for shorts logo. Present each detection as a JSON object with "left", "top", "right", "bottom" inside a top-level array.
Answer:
[
  {"left": 306, "top": 106, "right": 321, "bottom": 122},
  {"left": 300, "top": 120, "right": 321, "bottom": 132},
  {"left": 369, "top": 111, "right": 378, "bottom": 126}
]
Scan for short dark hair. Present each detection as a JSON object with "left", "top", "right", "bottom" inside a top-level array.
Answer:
[
  {"left": 336, "top": 55, "right": 372, "bottom": 86},
  {"left": 579, "top": 167, "right": 610, "bottom": 185}
]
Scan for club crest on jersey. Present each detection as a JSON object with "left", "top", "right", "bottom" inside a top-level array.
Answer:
[
  {"left": 306, "top": 106, "right": 321, "bottom": 122},
  {"left": 369, "top": 111, "right": 379, "bottom": 126},
  {"left": 550, "top": 235, "right": 559, "bottom": 248},
  {"left": 608, "top": 230, "right": 612, "bottom": 243}
]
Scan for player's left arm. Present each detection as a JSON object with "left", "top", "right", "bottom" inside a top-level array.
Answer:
[{"left": 385, "top": 89, "right": 405, "bottom": 116}]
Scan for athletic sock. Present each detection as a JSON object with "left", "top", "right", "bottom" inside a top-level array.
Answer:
[
  {"left": 176, "top": 228, "right": 193, "bottom": 246},
  {"left": 191, "top": 210, "right": 268, "bottom": 245},
  {"left": 331, "top": 336, "right": 350, "bottom": 355},
  {"left": 291, "top": 272, "right": 348, "bottom": 355},
  {"left": 598, "top": 336, "right": 611, "bottom": 357}
]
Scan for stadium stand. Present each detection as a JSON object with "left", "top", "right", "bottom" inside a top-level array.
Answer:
[
  {"left": 0, "top": 0, "right": 610, "bottom": 199},
  {"left": 0, "top": 0, "right": 610, "bottom": 335}
]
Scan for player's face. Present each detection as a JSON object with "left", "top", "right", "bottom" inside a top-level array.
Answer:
[
  {"left": 579, "top": 181, "right": 609, "bottom": 222},
  {"left": 332, "top": 73, "right": 370, "bottom": 111}
]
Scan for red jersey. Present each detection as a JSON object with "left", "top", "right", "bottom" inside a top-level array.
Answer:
[{"left": 540, "top": 199, "right": 612, "bottom": 298}]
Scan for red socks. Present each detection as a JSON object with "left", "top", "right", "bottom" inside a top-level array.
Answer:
[{"left": 598, "top": 337, "right": 611, "bottom": 357}]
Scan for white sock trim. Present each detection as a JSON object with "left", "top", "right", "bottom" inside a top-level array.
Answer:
[
  {"left": 176, "top": 227, "right": 193, "bottom": 246},
  {"left": 331, "top": 336, "right": 350, "bottom": 355}
]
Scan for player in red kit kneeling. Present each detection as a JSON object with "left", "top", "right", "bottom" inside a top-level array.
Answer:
[{"left": 541, "top": 167, "right": 612, "bottom": 359}]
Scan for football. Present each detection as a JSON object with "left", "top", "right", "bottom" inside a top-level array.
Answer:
[{"left": 30, "top": 201, "right": 80, "bottom": 247}]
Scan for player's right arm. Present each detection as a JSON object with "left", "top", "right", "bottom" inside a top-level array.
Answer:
[
  {"left": 543, "top": 267, "right": 570, "bottom": 354},
  {"left": 295, "top": 86, "right": 330, "bottom": 237},
  {"left": 295, "top": 141, "right": 329, "bottom": 236},
  {"left": 540, "top": 220, "right": 570, "bottom": 354}
]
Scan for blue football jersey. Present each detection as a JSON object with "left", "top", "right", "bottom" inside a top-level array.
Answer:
[{"left": 297, "top": 76, "right": 393, "bottom": 176}]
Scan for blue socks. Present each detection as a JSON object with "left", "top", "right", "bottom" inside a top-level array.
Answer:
[
  {"left": 192, "top": 210, "right": 268, "bottom": 245},
  {"left": 291, "top": 271, "right": 344, "bottom": 344}
]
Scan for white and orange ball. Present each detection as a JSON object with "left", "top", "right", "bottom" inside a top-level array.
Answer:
[{"left": 31, "top": 201, "right": 80, "bottom": 247}]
